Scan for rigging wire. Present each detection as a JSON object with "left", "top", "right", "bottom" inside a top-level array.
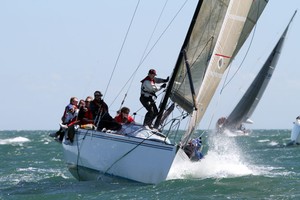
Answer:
[
  {"left": 219, "top": 26, "right": 257, "bottom": 94},
  {"left": 109, "top": 0, "right": 189, "bottom": 108},
  {"left": 103, "top": 131, "right": 156, "bottom": 175},
  {"left": 103, "top": 0, "right": 141, "bottom": 99},
  {"left": 117, "top": 0, "right": 170, "bottom": 111},
  {"left": 134, "top": 0, "right": 189, "bottom": 68}
]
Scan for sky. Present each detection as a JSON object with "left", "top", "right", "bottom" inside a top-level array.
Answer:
[{"left": 0, "top": 0, "right": 299, "bottom": 130}]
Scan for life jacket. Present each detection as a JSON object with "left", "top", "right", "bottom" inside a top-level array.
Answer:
[
  {"left": 62, "top": 104, "right": 78, "bottom": 124},
  {"left": 140, "top": 76, "right": 156, "bottom": 97},
  {"left": 114, "top": 114, "right": 134, "bottom": 124},
  {"left": 91, "top": 99, "right": 108, "bottom": 118}
]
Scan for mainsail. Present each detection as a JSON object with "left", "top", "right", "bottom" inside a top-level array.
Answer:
[{"left": 224, "top": 10, "right": 297, "bottom": 131}]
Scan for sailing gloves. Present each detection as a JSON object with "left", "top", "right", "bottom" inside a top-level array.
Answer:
[
  {"left": 161, "top": 83, "right": 167, "bottom": 88},
  {"left": 160, "top": 76, "right": 169, "bottom": 89},
  {"left": 164, "top": 76, "right": 169, "bottom": 83}
]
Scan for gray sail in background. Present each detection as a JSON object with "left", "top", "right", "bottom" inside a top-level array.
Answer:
[{"left": 225, "top": 11, "right": 296, "bottom": 130}]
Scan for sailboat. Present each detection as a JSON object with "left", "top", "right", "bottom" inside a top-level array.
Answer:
[
  {"left": 216, "top": 11, "right": 297, "bottom": 135},
  {"left": 60, "top": 0, "right": 267, "bottom": 184},
  {"left": 288, "top": 116, "right": 300, "bottom": 146}
]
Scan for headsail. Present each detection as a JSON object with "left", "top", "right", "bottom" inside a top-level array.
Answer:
[
  {"left": 224, "top": 10, "right": 297, "bottom": 131},
  {"left": 231, "top": 0, "right": 269, "bottom": 59},
  {"left": 179, "top": 0, "right": 268, "bottom": 144},
  {"left": 170, "top": 0, "right": 230, "bottom": 114}
]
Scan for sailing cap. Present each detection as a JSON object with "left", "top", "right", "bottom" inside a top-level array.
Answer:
[
  {"left": 94, "top": 91, "right": 103, "bottom": 96},
  {"left": 149, "top": 69, "right": 157, "bottom": 75}
]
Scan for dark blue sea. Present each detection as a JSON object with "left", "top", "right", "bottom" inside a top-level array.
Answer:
[{"left": 0, "top": 130, "right": 299, "bottom": 200}]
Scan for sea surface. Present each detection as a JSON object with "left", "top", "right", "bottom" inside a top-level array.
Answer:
[{"left": 0, "top": 130, "right": 299, "bottom": 200}]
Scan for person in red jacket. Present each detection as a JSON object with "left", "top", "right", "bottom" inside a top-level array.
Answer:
[
  {"left": 78, "top": 96, "right": 94, "bottom": 125},
  {"left": 114, "top": 107, "right": 135, "bottom": 124}
]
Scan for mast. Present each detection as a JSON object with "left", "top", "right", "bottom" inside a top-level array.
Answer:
[{"left": 154, "top": 0, "right": 203, "bottom": 128}]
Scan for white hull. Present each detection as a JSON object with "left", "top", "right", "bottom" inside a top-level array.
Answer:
[
  {"left": 62, "top": 124, "right": 178, "bottom": 184},
  {"left": 289, "top": 119, "right": 300, "bottom": 145}
]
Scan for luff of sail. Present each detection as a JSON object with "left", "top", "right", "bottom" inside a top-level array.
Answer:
[
  {"left": 225, "top": 10, "right": 297, "bottom": 131},
  {"left": 181, "top": 0, "right": 267, "bottom": 145},
  {"left": 170, "top": 0, "right": 230, "bottom": 114}
]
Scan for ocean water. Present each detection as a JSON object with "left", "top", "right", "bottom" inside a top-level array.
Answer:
[{"left": 0, "top": 130, "right": 299, "bottom": 200}]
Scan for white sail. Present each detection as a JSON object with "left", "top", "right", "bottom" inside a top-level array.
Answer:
[
  {"left": 232, "top": 0, "right": 269, "bottom": 58},
  {"left": 170, "top": 0, "right": 230, "bottom": 114},
  {"left": 181, "top": 0, "right": 267, "bottom": 144}
]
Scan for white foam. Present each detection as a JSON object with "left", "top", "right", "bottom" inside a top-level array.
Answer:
[
  {"left": 168, "top": 132, "right": 270, "bottom": 180},
  {"left": 258, "top": 139, "right": 270, "bottom": 143},
  {"left": 168, "top": 153, "right": 253, "bottom": 180},
  {"left": 268, "top": 141, "right": 278, "bottom": 146},
  {"left": 0, "top": 137, "right": 30, "bottom": 145}
]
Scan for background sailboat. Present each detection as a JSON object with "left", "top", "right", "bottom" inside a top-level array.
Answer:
[
  {"left": 289, "top": 115, "right": 300, "bottom": 145},
  {"left": 216, "top": 11, "right": 297, "bottom": 134},
  {"left": 60, "top": 0, "right": 267, "bottom": 184}
]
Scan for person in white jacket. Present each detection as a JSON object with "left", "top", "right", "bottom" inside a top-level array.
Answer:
[{"left": 140, "top": 69, "right": 168, "bottom": 128}]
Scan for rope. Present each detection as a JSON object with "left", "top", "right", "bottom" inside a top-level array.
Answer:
[
  {"left": 103, "top": 0, "right": 141, "bottom": 99},
  {"left": 103, "top": 130, "right": 155, "bottom": 175},
  {"left": 75, "top": 129, "right": 91, "bottom": 180}
]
